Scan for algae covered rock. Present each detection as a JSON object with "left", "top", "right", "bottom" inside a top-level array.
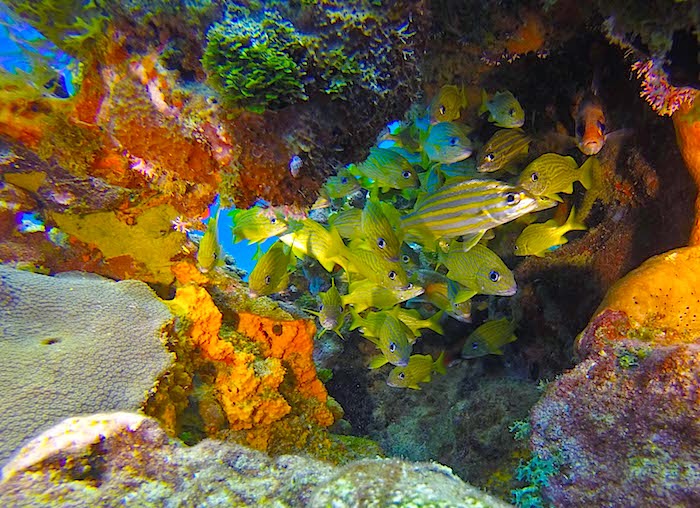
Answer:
[
  {"left": 0, "top": 266, "right": 174, "bottom": 468},
  {"left": 0, "top": 412, "right": 512, "bottom": 507}
]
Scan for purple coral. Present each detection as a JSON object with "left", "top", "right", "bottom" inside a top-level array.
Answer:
[{"left": 631, "top": 59, "right": 698, "bottom": 116}]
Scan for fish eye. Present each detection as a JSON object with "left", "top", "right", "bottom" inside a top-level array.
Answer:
[
  {"left": 576, "top": 124, "right": 585, "bottom": 137},
  {"left": 439, "top": 105, "right": 446, "bottom": 115},
  {"left": 264, "top": 275, "right": 271, "bottom": 285},
  {"left": 319, "top": 304, "right": 324, "bottom": 311},
  {"left": 398, "top": 372, "right": 405, "bottom": 379},
  {"left": 508, "top": 108, "right": 515, "bottom": 117},
  {"left": 406, "top": 283, "right": 413, "bottom": 289},
  {"left": 388, "top": 270, "right": 397, "bottom": 280},
  {"left": 597, "top": 120, "right": 607, "bottom": 134},
  {"left": 472, "top": 341, "right": 479, "bottom": 350},
  {"left": 341, "top": 176, "right": 348, "bottom": 184},
  {"left": 270, "top": 217, "right": 277, "bottom": 224},
  {"left": 531, "top": 172, "right": 539, "bottom": 182},
  {"left": 338, "top": 306, "right": 343, "bottom": 314},
  {"left": 448, "top": 136, "right": 458, "bottom": 146},
  {"left": 389, "top": 341, "right": 397, "bottom": 352},
  {"left": 401, "top": 170, "right": 412, "bottom": 179},
  {"left": 377, "top": 237, "right": 386, "bottom": 249},
  {"left": 485, "top": 152, "right": 495, "bottom": 162},
  {"left": 489, "top": 270, "right": 500, "bottom": 282},
  {"left": 402, "top": 254, "right": 410, "bottom": 263},
  {"left": 514, "top": 245, "right": 519, "bottom": 250},
  {"left": 505, "top": 193, "right": 519, "bottom": 205}
]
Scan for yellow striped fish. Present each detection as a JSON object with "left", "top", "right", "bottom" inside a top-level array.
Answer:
[
  {"left": 278, "top": 219, "right": 351, "bottom": 272},
  {"left": 359, "top": 198, "right": 402, "bottom": 262},
  {"left": 442, "top": 244, "right": 516, "bottom": 302},
  {"left": 346, "top": 248, "right": 410, "bottom": 290},
  {"left": 231, "top": 207, "right": 289, "bottom": 244},
  {"left": 518, "top": 153, "right": 595, "bottom": 201},
  {"left": 352, "top": 147, "right": 419, "bottom": 192},
  {"left": 461, "top": 318, "right": 517, "bottom": 358},
  {"left": 328, "top": 207, "right": 362, "bottom": 239},
  {"left": 341, "top": 279, "right": 424, "bottom": 313},
  {"left": 322, "top": 167, "right": 361, "bottom": 199},
  {"left": 477, "top": 129, "right": 531, "bottom": 173},
  {"left": 367, "top": 313, "right": 414, "bottom": 368},
  {"left": 248, "top": 240, "right": 293, "bottom": 298},
  {"left": 387, "top": 352, "right": 447, "bottom": 390},
  {"left": 401, "top": 178, "right": 556, "bottom": 245}
]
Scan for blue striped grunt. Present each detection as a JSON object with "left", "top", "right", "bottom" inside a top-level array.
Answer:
[
  {"left": 461, "top": 318, "right": 517, "bottom": 358},
  {"left": 345, "top": 247, "right": 410, "bottom": 290},
  {"left": 441, "top": 244, "right": 516, "bottom": 302},
  {"left": 328, "top": 207, "right": 362, "bottom": 239},
  {"left": 518, "top": 153, "right": 595, "bottom": 201},
  {"left": 401, "top": 178, "right": 556, "bottom": 245},
  {"left": 323, "top": 167, "right": 362, "bottom": 199},
  {"left": 305, "top": 278, "right": 347, "bottom": 338},
  {"left": 423, "top": 122, "right": 473, "bottom": 164},
  {"left": 477, "top": 129, "right": 531, "bottom": 173},
  {"left": 230, "top": 206, "right": 289, "bottom": 244},
  {"left": 367, "top": 313, "right": 414, "bottom": 368},
  {"left": 341, "top": 279, "right": 424, "bottom": 313},
  {"left": 387, "top": 352, "right": 447, "bottom": 389},
  {"left": 429, "top": 85, "right": 468, "bottom": 124},
  {"left": 352, "top": 147, "right": 419, "bottom": 192},
  {"left": 197, "top": 208, "right": 221, "bottom": 273},
  {"left": 278, "top": 219, "right": 352, "bottom": 273},
  {"left": 514, "top": 205, "right": 587, "bottom": 257},
  {"left": 479, "top": 90, "right": 525, "bottom": 128},
  {"left": 358, "top": 198, "right": 402, "bottom": 263},
  {"left": 248, "top": 240, "right": 293, "bottom": 298}
]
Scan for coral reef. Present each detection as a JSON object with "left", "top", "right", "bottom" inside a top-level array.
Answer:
[
  {"left": 0, "top": 266, "right": 174, "bottom": 467},
  {"left": 673, "top": 100, "right": 700, "bottom": 245},
  {"left": 525, "top": 246, "right": 700, "bottom": 506},
  {"left": 0, "top": 412, "right": 512, "bottom": 507}
]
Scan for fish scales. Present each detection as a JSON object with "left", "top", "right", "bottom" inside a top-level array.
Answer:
[
  {"left": 402, "top": 179, "right": 538, "bottom": 237},
  {"left": 478, "top": 129, "right": 530, "bottom": 173}
]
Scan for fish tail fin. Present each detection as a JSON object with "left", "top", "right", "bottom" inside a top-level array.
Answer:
[
  {"left": 478, "top": 89, "right": 489, "bottom": 115},
  {"left": 564, "top": 205, "right": 587, "bottom": 233},
  {"left": 579, "top": 156, "right": 598, "bottom": 190},
  {"left": 325, "top": 226, "right": 351, "bottom": 272},
  {"left": 428, "top": 310, "right": 445, "bottom": 335},
  {"left": 434, "top": 350, "right": 447, "bottom": 375},
  {"left": 348, "top": 307, "right": 363, "bottom": 331},
  {"left": 369, "top": 355, "right": 388, "bottom": 369}
]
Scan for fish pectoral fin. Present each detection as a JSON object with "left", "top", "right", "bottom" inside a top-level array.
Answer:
[
  {"left": 369, "top": 355, "right": 388, "bottom": 369},
  {"left": 453, "top": 289, "right": 476, "bottom": 304}
]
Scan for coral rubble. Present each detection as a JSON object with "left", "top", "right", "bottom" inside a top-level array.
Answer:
[{"left": 0, "top": 412, "right": 513, "bottom": 507}]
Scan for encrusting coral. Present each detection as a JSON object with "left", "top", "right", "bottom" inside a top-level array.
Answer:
[
  {"left": 0, "top": 412, "right": 512, "bottom": 507},
  {"left": 0, "top": 266, "right": 174, "bottom": 468}
]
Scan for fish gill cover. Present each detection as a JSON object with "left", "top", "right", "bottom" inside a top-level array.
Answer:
[{"left": 0, "top": 0, "right": 699, "bottom": 506}]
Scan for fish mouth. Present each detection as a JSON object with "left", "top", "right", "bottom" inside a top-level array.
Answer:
[
  {"left": 580, "top": 140, "right": 603, "bottom": 155},
  {"left": 248, "top": 289, "right": 259, "bottom": 298},
  {"left": 394, "top": 358, "right": 409, "bottom": 367},
  {"left": 498, "top": 285, "right": 518, "bottom": 296}
]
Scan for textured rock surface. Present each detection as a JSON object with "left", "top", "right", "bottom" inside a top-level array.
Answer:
[
  {"left": 0, "top": 412, "right": 513, "bottom": 507},
  {"left": 0, "top": 267, "right": 174, "bottom": 467}
]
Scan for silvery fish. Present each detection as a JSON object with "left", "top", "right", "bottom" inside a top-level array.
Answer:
[
  {"left": 387, "top": 351, "right": 447, "bottom": 390},
  {"left": 461, "top": 318, "right": 517, "bottom": 359},
  {"left": 479, "top": 90, "right": 525, "bottom": 128},
  {"left": 423, "top": 122, "right": 473, "bottom": 164},
  {"left": 518, "top": 153, "right": 595, "bottom": 201},
  {"left": 401, "top": 178, "right": 557, "bottom": 245},
  {"left": 514, "top": 205, "right": 587, "bottom": 257},
  {"left": 477, "top": 129, "right": 531, "bottom": 173}
]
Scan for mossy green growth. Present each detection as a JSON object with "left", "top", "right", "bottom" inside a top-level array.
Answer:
[
  {"left": 4, "top": 0, "right": 109, "bottom": 61},
  {"left": 615, "top": 345, "right": 651, "bottom": 369},
  {"left": 36, "top": 116, "right": 104, "bottom": 176},
  {"left": 202, "top": 11, "right": 309, "bottom": 113}
]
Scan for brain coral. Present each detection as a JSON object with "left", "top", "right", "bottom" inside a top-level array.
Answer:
[{"left": 0, "top": 266, "right": 174, "bottom": 468}]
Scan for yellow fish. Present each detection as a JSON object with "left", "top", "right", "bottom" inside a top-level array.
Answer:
[
  {"left": 346, "top": 248, "right": 410, "bottom": 291},
  {"left": 461, "top": 318, "right": 517, "bottom": 358},
  {"left": 518, "top": 154, "right": 595, "bottom": 201},
  {"left": 387, "top": 351, "right": 447, "bottom": 390},
  {"left": 278, "top": 219, "right": 351, "bottom": 273},
  {"left": 422, "top": 122, "right": 473, "bottom": 164},
  {"left": 305, "top": 278, "right": 347, "bottom": 338},
  {"left": 408, "top": 270, "right": 472, "bottom": 323},
  {"left": 429, "top": 85, "right": 468, "bottom": 124},
  {"left": 441, "top": 244, "right": 516, "bottom": 302},
  {"left": 514, "top": 206, "right": 587, "bottom": 257},
  {"left": 477, "top": 129, "right": 531, "bottom": 173},
  {"left": 248, "top": 240, "right": 293, "bottom": 298},
  {"left": 358, "top": 198, "right": 402, "bottom": 262},
  {"left": 367, "top": 313, "right": 414, "bottom": 368},
  {"left": 328, "top": 207, "right": 362, "bottom": 239},
  {"left": 479, "top": 90, "right": 525, "bottom": 128},
  {"left": 341, "top": 279, "right": 424, "bottom": 313},
  {"left": 231, "top": 207, "right": 288, "bottom": 244},
  {"left": 197, "top": 209, "right": 221, "bottom": 273},
  {"left": 352, "top": 147, "right": 419, "bottom": 193},
  {"left": 323, "top": 167, "right": 362, "bottom": 199}
]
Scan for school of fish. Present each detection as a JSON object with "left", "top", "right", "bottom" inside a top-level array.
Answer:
[{"left": 199, "top": 83, "right": 606, "bottom": 389}]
